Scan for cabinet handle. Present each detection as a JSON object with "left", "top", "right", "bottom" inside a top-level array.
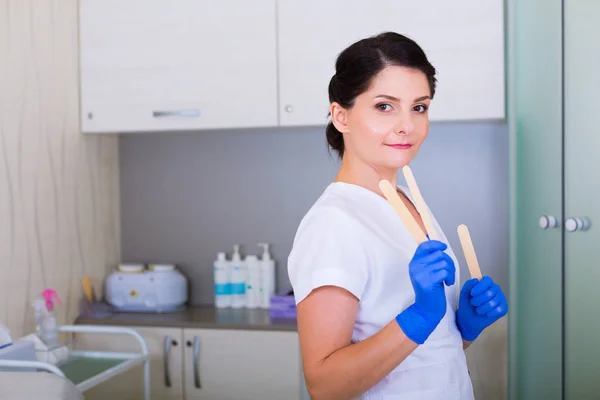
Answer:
[
  {"left": 192, "top": 336, "right": 202, "bottom": 389},
  {"left": 565, "top": 217, "right": 591, "bottom": 232},
  {"left": 163, "top": 335, "right": 173, "bottom": 388},
  {"left": 539, "top": 215, "right": 560, "bottom": 230},
  {"left": 152, "top": 109, "right": 200, "bottom": 118}
]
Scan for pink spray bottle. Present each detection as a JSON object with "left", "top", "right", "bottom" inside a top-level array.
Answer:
[{"left": 38, "top": 289, "right": 61, "bottom": 346}]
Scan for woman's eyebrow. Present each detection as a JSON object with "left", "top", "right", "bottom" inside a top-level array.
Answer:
[{"left": 374, "top": 94, "right": 431, "bottom": 102}]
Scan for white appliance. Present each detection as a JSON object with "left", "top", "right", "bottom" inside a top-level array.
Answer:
[{"left": 105, "top": 263, "right": 188, "bottom": 312}]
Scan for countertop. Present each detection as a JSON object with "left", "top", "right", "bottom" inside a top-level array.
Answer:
[{"left": 75, "top": 306, "right": 298, "bottom": 332}]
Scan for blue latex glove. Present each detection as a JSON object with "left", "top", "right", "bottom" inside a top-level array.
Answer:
[
  {"left": 456, "top": 276, "right": 508, "bottom": 342},
  {"left": 396, "top": 240, "right": 456, "bottom": 344}
]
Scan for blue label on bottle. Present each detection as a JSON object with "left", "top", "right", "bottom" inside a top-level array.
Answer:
[
  {"left": 215, "top": 283, "right": 229, "bottom": 295},
  {"left": 231, "top": 283, "right": 246, "bottom": 295}
]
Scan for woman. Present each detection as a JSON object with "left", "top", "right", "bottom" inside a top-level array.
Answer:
[{"left": 287, "top": 32, "right": 508, "bottom": 399}]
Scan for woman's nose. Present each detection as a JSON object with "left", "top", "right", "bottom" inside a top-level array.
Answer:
[{"left": 394, "top": 112, "right": 414, "bottom": 135}]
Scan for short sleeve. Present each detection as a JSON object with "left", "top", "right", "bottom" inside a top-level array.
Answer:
[{"left": 287, "top": 207, "right": 370, "bottom": 305}]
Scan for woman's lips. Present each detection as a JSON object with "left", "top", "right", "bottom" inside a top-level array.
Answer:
[{"left": 385, "top": 144, "right": 412, "bottom": 149}]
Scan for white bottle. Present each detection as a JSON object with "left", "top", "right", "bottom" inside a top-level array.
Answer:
[
  {"left": 230, "top": 245, "right": 247, "bottom": 308},
  {"left": 32, "top": 298, "right": 58, "bottom": 346},
  {"left": 214, "top": 252, "right": 231, "bottom": 308},
  {"left": 258, "top": 243, "right": 276, "bottom": 309},
  {"left": 40, "top": 315, "right": 58, "bottom": 346},
  {"left": 245, "top": 255, "right": 261, "bottom": 309}
]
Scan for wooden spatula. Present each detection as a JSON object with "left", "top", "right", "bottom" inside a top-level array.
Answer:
[
  {"left": 402, "top": 165, "right": 440, "bottom": 241},
  {"left": 457, "top": 224, "right": 483, "bottom": 280},
  {"left": 379, "top": 179, "right": 428, "bottom": 243}
]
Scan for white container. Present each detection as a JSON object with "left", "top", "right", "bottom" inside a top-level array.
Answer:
[
  {"left": 258, "top": 243, "right": 276, "bottom": 309},
  {"left": 214, "top": 252, "right": 231, "bottom": 308},
  {"left": 105, "top": 264, "right": 188, "bottom": 312},
  {"left": 118, "top": 263, "right": 145, "bottom": 273},
  {"left": 230, "top": 245, "right": 246, "bottom": 308},
  {"left": 245, "top": 255, "right": 261, "bottom": 309}
]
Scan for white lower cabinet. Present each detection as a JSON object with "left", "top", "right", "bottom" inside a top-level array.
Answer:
[
  {"left": 74, "top": 326, "right": 184, "bottom": 400},
  {"left": 183, "top": 328, "right": 302, "bottom": 400},
  {"left": 74, "top": 326, "right": 304, "bottom": 400}
]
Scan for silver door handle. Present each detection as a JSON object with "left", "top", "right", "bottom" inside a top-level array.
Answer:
[
  {"left": 152, "top": 109, "right": 200, "bottom": 118},
  {"left": 539, "top": 215, "right": 560, "bottom": 230},
  {"left": 163, "top": 335, "right": 177, "bottom": 388},
  {"left": 187, "top": 337, "right": 202, "bottom": 389},
  {"left": 565, "top": 217, "right": 591, "bottom": 232},
  {"left": 193, "top": 336, "right": 201, "bottom": 388}
]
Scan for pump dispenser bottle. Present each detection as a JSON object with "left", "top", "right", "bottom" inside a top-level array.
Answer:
[
  {"left": 258, "top": 243, "right": 276, "bottom": 309},
  {"left": 230, "top": 245, "right": 246, "bottom": 308}
]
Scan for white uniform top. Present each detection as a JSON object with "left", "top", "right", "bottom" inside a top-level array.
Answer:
[{"left": 288, "top": 182, "right": 474, "bottom": 400}]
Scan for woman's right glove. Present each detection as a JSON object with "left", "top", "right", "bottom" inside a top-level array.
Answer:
[
  {"left": 456, "top": 276, "right": 508, "bottom": 342},
  {"left": 396, "top": 240, "right": 456, "bottom": 344}
]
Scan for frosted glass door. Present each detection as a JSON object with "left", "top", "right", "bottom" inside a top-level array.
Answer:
[
  {"left": 508, "top": 0, "right": 564, "bottom": 398},
  {"left": 564, "top": 1, "right": 600, "bottom": 398}
]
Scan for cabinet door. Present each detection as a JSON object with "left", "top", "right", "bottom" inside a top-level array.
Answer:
[
  {"left": 508, "top": 0, "right": 564, "bottom": 399},
  {"left": 183, "top": 329, "right": 301, "bottom": 400},
  {"left": 564, "top": 1, "right": 600, "bottom": 398},
  {"left": 79, "top": 0, "right": 278, "bottom": 133},
  {"left": 74, "top": 326, "right": 184, "bottom": 400},
  {"left": 277, "top": 0, "right": 504, "bottom": 126}
]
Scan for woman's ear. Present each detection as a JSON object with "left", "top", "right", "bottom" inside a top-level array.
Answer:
[{"left": 330, "top": 102, "right": 350, "bottom": 134}]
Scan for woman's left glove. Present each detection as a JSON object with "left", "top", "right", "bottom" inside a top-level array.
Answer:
[{"left": 456, "top": 276, "right": 508, "bottom": 342}]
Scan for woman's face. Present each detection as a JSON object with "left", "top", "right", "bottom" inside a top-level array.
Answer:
[{"left": 332, "top": 65, "right": 432, "bottom": 170}]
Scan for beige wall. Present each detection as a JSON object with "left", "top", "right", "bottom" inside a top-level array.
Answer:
[{"left": 0, "top": 0, "right": 119, "bottom": 338}]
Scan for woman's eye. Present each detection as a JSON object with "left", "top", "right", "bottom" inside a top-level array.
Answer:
[
  {"left": 414, "top": 104, "right": 428, "bottom": 113},
  {"left": 376, "top": 103, "right": 392, "bottom": 112}
]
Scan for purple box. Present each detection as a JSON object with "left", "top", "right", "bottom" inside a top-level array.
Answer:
[{"left": 269, "top": 295, "right": 297, "bottom": 319}]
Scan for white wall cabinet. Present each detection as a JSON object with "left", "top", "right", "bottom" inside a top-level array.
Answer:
[
  {"left": 74, "top": 326, "right": 304, "bottom": 400},
  {"left": 79, "top": 0, "right": 278, "bottom": 133},
  {"left": 79, "top": 0, "right": 504, "bottom": 134},
  {"left": 277, "top": 0, "right": 505, "bottom": 125}
]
